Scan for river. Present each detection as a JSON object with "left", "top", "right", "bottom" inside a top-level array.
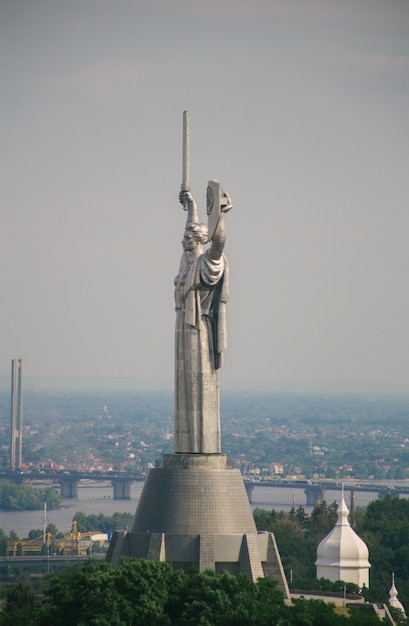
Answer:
[{"left": 0, "top": 482, "right": 389, "bottom": 538}]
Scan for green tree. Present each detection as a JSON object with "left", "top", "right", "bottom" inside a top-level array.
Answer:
[
  {"left": 72, "top": 511, "right": 133, "bottom": 534},
  {"left": 388, "top": 605, "right": 409, "bottom": 625},
  {"left": 45, "top": 523, "right": 59, "bottom": 538},
  {"left": 167, "top": 570, "right": 288, "bottom": 626},
  {"left": 357, "top": 495, "right": 409, "bottom": 609},
  {"left": 306, "top": 500, "right": 338, "bottom": 544},
  {"left": 0, "top": 528, "right": 8, "bottom": 555},
  {"left": 0, "top": 558, "right": 389, "bottom": 626},
  {"left": 4, "top": 580, "right": 35, "bottom": 613},
  {"left": 28, "top": 529, "right": 43, "bottom": 540},
  {"left": 36, "top": 559, "right": 178, "bottom": 626},
  {"left": 0, "top": 482, "right": 60, "bottom": 511},
  {"left": 254, "top": 502, "right": 339, "bottom": 583}
]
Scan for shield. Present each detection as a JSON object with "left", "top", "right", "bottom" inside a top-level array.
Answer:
[{"left": 206, "top": 180, "right": 221, "bottom": 241}]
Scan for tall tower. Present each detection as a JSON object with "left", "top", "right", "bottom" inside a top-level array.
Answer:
[
  {"left": 10, "top": 358, "right": 23, "bottom": 470},
  {"left": 107, "top": 115, "right": 289, "bottom": 595}
]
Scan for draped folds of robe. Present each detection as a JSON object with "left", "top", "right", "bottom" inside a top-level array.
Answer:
[{"left": 174, "top": 250, "right": 229, "bottom": 453}]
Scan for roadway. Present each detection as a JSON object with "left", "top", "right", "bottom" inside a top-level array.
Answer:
[
  {"left": 242, "top": 477, "right": 409, "bottom": 495},
  {"left": 2, "top": 468, "right": 408, "bottom": 500}
]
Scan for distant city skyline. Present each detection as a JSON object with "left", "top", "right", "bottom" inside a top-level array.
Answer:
[
  {"left": 1, "top": 1, "right": 408, "bottom": 393},
  {"left": 0, "top": 374, "right": 408, "bottom": 395}
]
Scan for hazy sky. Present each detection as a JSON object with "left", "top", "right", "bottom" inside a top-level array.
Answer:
[{"left": 1, "top": 0, "right": 408, "bottom": 392}]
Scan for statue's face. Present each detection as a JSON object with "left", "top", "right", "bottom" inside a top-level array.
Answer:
[{"left": 182, "top": 230, "right": 199, "bottom": 252}]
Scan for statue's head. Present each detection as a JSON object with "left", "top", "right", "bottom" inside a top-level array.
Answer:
[{"left": 182, "top": 223, "right": 208, "bottom": 251}]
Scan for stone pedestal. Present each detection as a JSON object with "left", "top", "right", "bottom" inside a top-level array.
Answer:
[{"left": 107, "top": 454, "right": 289, "bottom": 597}]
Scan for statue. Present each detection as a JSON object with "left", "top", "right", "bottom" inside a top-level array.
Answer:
[
  {"left": 174, "top": 112, "right": 232, "bottom": 454},
  {"left": 107, "top": 114, "right": 289, "bottom": 596}
]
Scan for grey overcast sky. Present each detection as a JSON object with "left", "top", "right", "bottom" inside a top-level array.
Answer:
[{"left": 1, "top": 0, "right": 408, "bottom": 392}]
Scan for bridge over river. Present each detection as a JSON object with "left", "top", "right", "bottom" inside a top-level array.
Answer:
[
  {"left": 1, "top": 469, "right": 407, "bottom": 506},
  {"left": 243, "top": 478, "right": 409, "bottom": 506},
  {"left": 0, "top": 469, "right": 144, "bottom": 499}
]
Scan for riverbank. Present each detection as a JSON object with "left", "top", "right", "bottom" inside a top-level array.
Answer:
[{"left": 0, "top": 482, "right": 394, "bottom": 538}]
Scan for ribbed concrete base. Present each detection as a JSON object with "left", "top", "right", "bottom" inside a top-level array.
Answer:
[{"left": 106, "top": 454, "right": 289, "bottom": 597}]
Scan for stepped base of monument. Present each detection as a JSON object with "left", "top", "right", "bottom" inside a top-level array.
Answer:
[
  {"left": 162, "top": 453, "right": 228, "bottom": 470},
  {"left": 106, "top": 454, "right": 289, "bottom": 597}
]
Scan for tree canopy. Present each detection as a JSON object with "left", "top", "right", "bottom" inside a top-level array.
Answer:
[
  {"left": 0, "top": 558, "right": 397, "bottom": 626},
  {"left": 255, "top": 496, "right": 409, "bottom": 617},
  {"left": 0, "top": 482, "right": 60, "bottom": 511}
]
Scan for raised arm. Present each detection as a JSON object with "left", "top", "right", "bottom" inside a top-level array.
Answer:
[{"left": 208, "top": 192, "right": 232, "bottom": 261}]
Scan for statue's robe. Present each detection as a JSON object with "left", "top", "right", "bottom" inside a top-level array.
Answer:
[{"left": 174, "top": 250, "right": 229, "bottom": 453}]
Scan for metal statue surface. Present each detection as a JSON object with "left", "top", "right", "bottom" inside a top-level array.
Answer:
[{"left": 174, "top": 113, "right": 232, "bottom": 454}]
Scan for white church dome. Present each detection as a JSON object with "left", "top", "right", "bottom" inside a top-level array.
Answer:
[
  {"left": 315, "top": 493, "right": 370, "bottom": 588},
  {"left": 389, "top": 573, "right": 406, "bottom": 617}
]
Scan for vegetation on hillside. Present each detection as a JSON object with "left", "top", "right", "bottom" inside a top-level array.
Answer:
[
  {"left": 72, "top": 511, "right": 133, "bottom": 534},
  {"left": 1, "top": 500, "right": 409, "bottom": 623},
  {"left": 0, "top": 482, "right": 60, "bottom": 511},
  {"left": 0, "top": 559, "right": 385, "bottom": 626},
  {"left": 255, "top": 495, "right": 409, "bottom": 613}
]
